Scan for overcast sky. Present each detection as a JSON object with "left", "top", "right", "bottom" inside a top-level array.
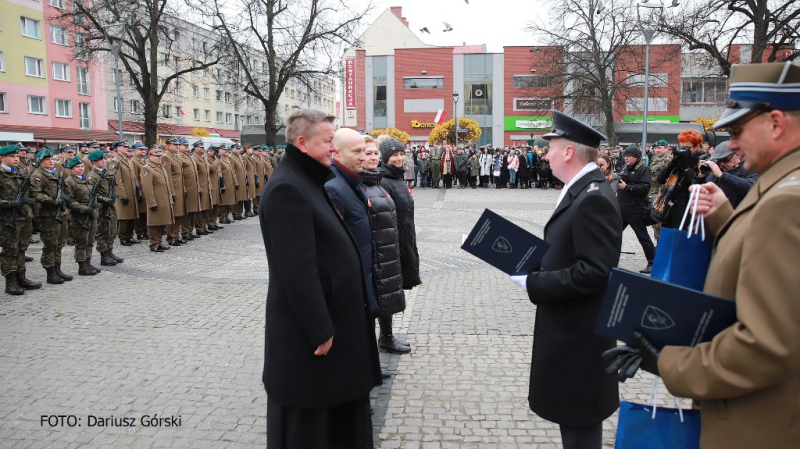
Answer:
[{"left": 357, "top": 0, "right": 548, "bottom": 53}]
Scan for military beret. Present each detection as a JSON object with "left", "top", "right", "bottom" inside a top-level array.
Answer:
[
  {"left": 88, "top": 150, "right": 105, "bottom": 161},
  {"left": 543, "top": 110, "right": 607, "bottom": 148},
  {"left": 67, "top": 156, "right": 84, "bottom": 168},
  {"left": 0, "top": 144, "right": 21, "bottom": 156},
  {"left": 715, "top": 61, "right": 800, "bottom": 129},
  {"left": 653, "top": 139, "right": 669, "bottom": 147},
  {"left": 35, "top": 149, "right": 53, "bottom": 162}
]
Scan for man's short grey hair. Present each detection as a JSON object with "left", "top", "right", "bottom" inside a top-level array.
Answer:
[
  {"left": 572, "top": 142, "right": 599, "bottom": 165},
  {"left": 285, "top": 109, "right": 335, "bottom": 145}
]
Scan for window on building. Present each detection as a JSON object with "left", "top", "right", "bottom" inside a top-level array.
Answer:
[
  {"left": 50, "top": 25, "right": 68, "bottom": 45},
  {"left": 130, "top": 100, "right": 139, "bottom": 114},
  {"left": 0, "top": 52, "right": 4, "bottom": 72},
  {"left": 21, "top": 17, "right": 41, "bottom": 39},
  {"left": 173, "top": 55, "right": 179, "bottom": 69},
  {"left": 192, "top": 85, "right": 199, "bottom": 97},
  {"left": 129, "top": 75, "right": 136, "bottom": 86},
  {"left": 76, "top": 67, "right": 90, "bottom": 94},
  {"left": 52, "top": 62, "right": 70, "bottom": 81},
  {"left": 49, "top": 0, "right": 67, "bottom": 8},
  {"left": 72, "top": 0, "right": 86, "bottom": 25},
  {"left": 374, "top": 83, "right": 387, "bottom": 117},
  {"left": 192, "top": 39, "right": 198, "bottom": 51},
  {"left": 111, "top": 69, "right": 123, "bottom": 84},
  {"left": 79, "top": 103, "right": 91, "bottom": 129},
  {"left": 55, "top": 99, "right": 72, "bottom": 118},
  {"left": 681, "top": 77, "right": 728, "bottom": 104},
  {"left": 403, "top": 77, "right": 444, "bottom": 89},
  {"left": 161, "top": 103, "right": 170, "bottom": 117},
  {"left": 0, "top": 93, "right": 8, "bottom": 113},
  {"left": 204, "top": 88, "right": 210, "bottom": 99},
  {"left": 225, "top": 113, "right": 232, "bottom": 123},
  {"left": 28, "top": 95, "right": 46, "bottom": 114},
  {"left": 25, "top": 57, "right": 44, "bottom": 77},
  {"left": 113, "top": 97, "right": 123, "bottom": 113},
  {"left": 74, "top": 33, "right": 88, "bottom": 60},
  {"left": 628, "top": 73, "right": 669, "bottom": 88},
  {"left": 626, "top": 97, "right": 668, "bottom": 112},
  {"left": 193, "top": 108, "right": 199, "bottom": 120},
  {"left": 216, "top": 111, "right": 223, "bottom": 123},
  {"left": 512, "top": 75, "right": 554, "bottom": 88},
  {"left": 216, "top": 90, "right": 222, "bottom": 101},
  {"left": 202, "top": 41, "right": 208, "bottom": 52},
  {"left": 253, "top": 115, "right": 259, "bottom": 123},
  {"left": 204, "top": 110, "right": 210, "bottom": 121},
  {"left": 225, "top": 92, "right": 232, "bottom": 103}
]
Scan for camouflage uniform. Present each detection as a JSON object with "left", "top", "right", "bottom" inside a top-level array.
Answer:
[
  {"left": 649, "top": 152, "right": 673, "bottom": 240},
  {"left": 88, "top": 168, "right": 120, "bottom": 265},
  {"left": 30, "top": 166, "right": 70, "bottom": 281},
  {"left": 0, "top": 167, "right": 34, "bottom": 277},
  {"left": 64, "top": 173, "right": 101, "bottom": 273}
]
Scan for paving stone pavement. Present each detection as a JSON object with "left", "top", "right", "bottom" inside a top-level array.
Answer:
[{"left": 1, "top": 186, "right": 688, "bottom": 448}]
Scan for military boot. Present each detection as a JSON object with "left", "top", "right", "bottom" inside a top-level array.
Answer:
[
  {"left": 55, "top": 263, "right": 73, "bottom": 281},
  {"left": 100, "top": 252, "right": 117, "bottom": 266},
  {"left": 5, "top": 272, "right": 24, "bottom": 295},
  {"left": 16, "top": 269, "right": 42, "bottom": 290},
  {"left": 87, "top": 257, "right": 101, "bottom": 274},
  {"left": 45, "top": 266, "right": 65, "bottom": 284},
  {"left": 78, "top": 261, "right": 96, "bottom": 276},
  {"left": 109, "top": 251, "right": 124, "bottom": 263}
]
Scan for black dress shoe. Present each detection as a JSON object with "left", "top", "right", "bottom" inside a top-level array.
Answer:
[
  {"left": 184, "top": 234, "right": 195, "bottom": 240},
  {"left": 216, "top": 224, "right": 225, "bottom": 229},
  {"left": 199, "top": 230, "right": 209, "bottom": 235},
  {"left": 25, "top": 256, "right": 34, "bottom": 262},
  {"left": 379, "top": 336, "right": 411, "bottom": 354},
  {"left": 179, "top": 239, "right": 188, "bottom": 244},
  {"left": 121, "top": 240, "right": 133, "bottom": 246},
  {"left": 190, "top": 234, "right": 201, "bottom": 238},
  {"left": 158, "top": 245, "right": 171, "bottom": 251},
  {"left": 150, "top": 246, "right": 164, "bottom": 252},
  {"left": 381, "top": 370, "right": 392, "bottom": 379},
  {"left": 639, "top": 262, "right": 653, "bottom": 274},
  {"left": 168, "top": 241, "right": 182, "bottom": 246}
]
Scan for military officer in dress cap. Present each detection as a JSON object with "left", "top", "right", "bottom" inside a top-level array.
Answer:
[
  {"left": 140, "top": 147, "right": 174, "bottom": 252},
  {"left": 63, "top": 156, "right": 102, "bottom": 275},
  {"left": 111, "top": 142, "right": 141, "bottom": 247},
  {"left": 190, "top": 141, "right": 213, "bottom": 235},
  {"left": 163, "top": 138, "right": 186, "bottom": 246},
  {"left": 130, "top": 143, "right": 149, "bottom": 241},
  {"left": 509, "top": 110, "right": 622, "bottom": 449},
  {"left": 0, "top": 144, "right": 43, "bottom": 294},
  {"left": 606, "top": 61, "right": 800, "bottom": 449},
  {"left": 229, "top": 144, "right": 247, "bottom": 220},
  {"left": 177, "top": 138, "right": 202, "bottom": 240},
  {"left": 205, "top": 146, "right": 224, "bottom": 230},
  {"left": 30, "top": 149, "right": 73, "bottom": 284}
]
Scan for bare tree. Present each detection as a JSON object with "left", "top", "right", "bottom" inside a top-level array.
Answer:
[
  {"left": 56, "top": 0, "right": 220, "bottom": 145},
  {"left": 527, "top": 0, "right": 679, "bottom": 144},
  {"left": 197, "top": 0, "right": 372, "bottom": 146},
  {"left": 660, "top": 0, "right": 799, "bottom": 76}
]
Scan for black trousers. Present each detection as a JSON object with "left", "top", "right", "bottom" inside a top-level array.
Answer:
[
  {"left": 267, "top": 396, "right": 373, "bottom": 449},
  {"left": 442, "top": 174, "right": 453, "bottom": 188},
  {"left": 622, "top": 213, "right": 656, "bottom": 262},
  {"left": 560, "top": 422, "right": 603, "bottom": 449}
]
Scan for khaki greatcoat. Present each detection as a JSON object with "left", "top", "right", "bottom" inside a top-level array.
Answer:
[
  {"left": 207, "top": 155, "right": 221, "bottom": 206},
  {"left": 193, "top": 153, "right": 212, "bottom": 211},
  {"left": 179, "top": 152, "right": 201, "bottom": 214},
  {"left": 163, "top": 150, "right": 185, "bottom": 217},
  {"left": 114, "top": 156, "right": 140, "bottom": 220},
  {"left": 217, "top": 156, "right": 237, "bottom": 206},
  {"left": 230, "top": 153, "right": 247, "bottom": 202},
  {"left": 244, "top": 153, "right": 256, "bottom": 199},
  {"left": 140, "top": 161, "right": 175, "bottom": 226},
  {"left": 659, "top": 147, "right": 800, "bottom": 449}
]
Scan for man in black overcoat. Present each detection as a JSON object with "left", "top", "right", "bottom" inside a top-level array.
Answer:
[
  {"left": 511, "top": 110, "right": 623, "bottom": 449},
  {"left": 258, "top": 109, "right": 382, "bottom": 448}
]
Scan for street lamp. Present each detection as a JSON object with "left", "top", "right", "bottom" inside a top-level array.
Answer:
[
  {"left": 453, "top": 92, "right": 460, "bottom": 147},
  {"left": 102, "top": 17, "right": 129, "bottom": 141},
  {"left": 636, "top": 1, "right": 664, "bottom": 154}
]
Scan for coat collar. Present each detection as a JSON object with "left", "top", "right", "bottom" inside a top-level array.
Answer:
[
  {"left": 549, "top": 168, "right": 607, "bottom": 222},
  {"left": 282, "top": 144, "right": 334, "bottom": 185},
  {"left": 716, "top": 146, "right": 800, "bottom": 237}
]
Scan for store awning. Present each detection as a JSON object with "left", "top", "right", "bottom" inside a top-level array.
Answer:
[
  {"left": 0, "top": 125, "right": 120, "bottom": 144},
  {"left": 109, "top": 121, "right": 241, "bottom": 139}
]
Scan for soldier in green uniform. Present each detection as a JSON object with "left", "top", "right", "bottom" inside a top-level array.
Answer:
[
  {"left": 64, "top": 157, "right": 103, "bottom": 275},
  {"left": 86, "top": 150, "right": 122, "bottom": 266},
  {"left": 429, "top": 145, "right": 443, "bottom": 188},
  {"left": 30, "top": 149, "right": 73, "bottom": 284},
  {"left": 0, "top": 144, "right": 42, "bottom": 294},
  {"left": 648, "top": 140, "right": 673, "bottom": 241}
]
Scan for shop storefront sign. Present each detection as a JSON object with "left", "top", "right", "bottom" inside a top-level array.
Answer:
[
  {"left": 411, "top": 120, "right": 436, "bottom": 128},
  {"left": 345, "top": 57, "right": 356, "bottom": 110}
]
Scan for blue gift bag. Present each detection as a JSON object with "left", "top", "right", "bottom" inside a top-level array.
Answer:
[
  {"left": 651, "top": 187, "right": 713, "bottom": 291},
  {"left": 615, "top": 401, "right": 701, "bottom": 449}
]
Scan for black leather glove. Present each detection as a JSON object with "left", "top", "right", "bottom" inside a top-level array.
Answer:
[
  {"left": 121, "top": 197, "right": 129, "bottom": 205},
  {"left": 198, "top": 192, "right": 202, "bottom": 199},
  {"left": 235, "top": 185, "right": 239, "bottom": 190},
  {"left": 150, "top": 205, "right": 157, "bottom": 211},
  {"left": 171, "top": 195, "right": 176, "bottom": 202},
  {"left": 603, "top": 332, "right": 661, "bottom": 382},
  {"left": 22, "top": 197, "right": 36, "bottom": 205},
  {"left": 221, "top": 188, "right": 226, "bottom": 194},
  {"left": 10, "top": 199, "right": 23, "bottom": 208}
]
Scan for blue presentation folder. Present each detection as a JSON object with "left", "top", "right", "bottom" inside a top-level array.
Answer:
[
  {"left": 460, "top": 209, "right": 550, "bottom": 275},
  {"left": 596, "top": 268, "right": 736, "bottom": 349}
]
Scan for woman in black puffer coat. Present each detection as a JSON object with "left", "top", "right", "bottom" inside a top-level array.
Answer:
[
  {"left": 363, "top": 137, "right": 410, "bottom": 354},
  {"left": 378, "top": 139, "right": 422, "bottom": 292}
]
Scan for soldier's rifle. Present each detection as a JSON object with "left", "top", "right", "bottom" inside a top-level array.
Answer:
[
  {"left": 82, "top": 176, "right": 102, "bottom": 230},
  {"left": 54, "top": 169, "right": 66, "bottom": 223},
  {"left": 105, "top": 172, "right": 117, "bottom": 219},
  {"left": 5, "top": 159, "right": 42, "bottom": 227}
]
